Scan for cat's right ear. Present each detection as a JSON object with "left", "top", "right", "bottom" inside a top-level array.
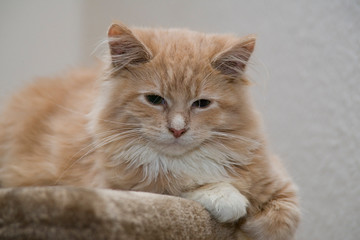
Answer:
[
  {"left": 107, "top": 23, "right": 152, "bottom": 69},
  {"left": 211, "top": 35, "right": 256, "bottom": 78}
]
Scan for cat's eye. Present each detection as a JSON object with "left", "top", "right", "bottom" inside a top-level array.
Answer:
[
  {"left": 146, "top": 94, "right": 166, "bottom": 106},
  {"left": 192, "top": 99, "right": 211, "bottom": 108}
]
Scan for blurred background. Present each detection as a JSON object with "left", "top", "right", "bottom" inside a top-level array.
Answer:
[{"left": 0, "top": 1, "right": 359, "bottom": 239}]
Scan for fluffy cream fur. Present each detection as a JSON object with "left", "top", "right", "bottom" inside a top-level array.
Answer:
[{"left": 0, "top": 22, "right": 300, "bottom": 239}]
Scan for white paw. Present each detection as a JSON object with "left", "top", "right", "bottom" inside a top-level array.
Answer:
[{"left": 181, "top": 182, "right": 248, "bottom": 223}]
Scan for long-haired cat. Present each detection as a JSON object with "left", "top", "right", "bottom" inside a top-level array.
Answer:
[{"left": 0, "top": 23, "right": 300, "bottom": 240}]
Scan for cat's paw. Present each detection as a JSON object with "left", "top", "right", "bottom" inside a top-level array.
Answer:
[{"left": 181, "top": 182, "right": 248, "bottom": 223}]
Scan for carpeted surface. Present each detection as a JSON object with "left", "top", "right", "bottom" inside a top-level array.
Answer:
[{"left": 0, "top": 187, "right": 250, "bottom": 240}]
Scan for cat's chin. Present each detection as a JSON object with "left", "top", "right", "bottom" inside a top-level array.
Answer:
[{"left": 150, "top": 140, "right": 199, "bottom": 157}]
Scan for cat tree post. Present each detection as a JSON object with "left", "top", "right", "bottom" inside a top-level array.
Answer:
[{"left": 0, "top": 187, "right": 250, "bottom": 240}]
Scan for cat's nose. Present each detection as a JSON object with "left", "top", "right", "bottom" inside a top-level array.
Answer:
[{"left": 168, "top": 127, "right": 187, "bottom": 138}]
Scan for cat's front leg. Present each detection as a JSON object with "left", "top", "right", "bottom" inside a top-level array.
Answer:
[{"left": 181, "top": 182, "right": 248, "bottom": 223}]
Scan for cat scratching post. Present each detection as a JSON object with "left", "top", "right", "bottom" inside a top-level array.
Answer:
[{"left": 0, "top": 187, "right": 250, "bottom": 240}]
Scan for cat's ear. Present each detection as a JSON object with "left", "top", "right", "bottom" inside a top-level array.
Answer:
[
  {"left": 107, "top": 23, "right": 152, "bottom": 69},
  {"left": 211, "top": 35, "right": 256, "bottom": 77}
]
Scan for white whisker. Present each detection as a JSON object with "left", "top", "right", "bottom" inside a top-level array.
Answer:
[
  {"left": 54, "top": 129, "right": 143, "bottom": 185},
  {"left": 211, "top": 131, "right": 261, "bottom": 147}
]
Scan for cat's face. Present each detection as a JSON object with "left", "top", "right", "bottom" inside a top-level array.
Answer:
[{"left": 93, "top": 24, "right": 256, "bottom": 157}]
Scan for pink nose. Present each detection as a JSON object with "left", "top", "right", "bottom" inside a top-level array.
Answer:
[{"left": 168, "top": 128, "right": 187, "bottom": 138}]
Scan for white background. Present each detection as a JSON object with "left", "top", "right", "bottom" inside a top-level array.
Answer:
[{"left": 1, "top": 1, "right": 359, "bottom": 239}]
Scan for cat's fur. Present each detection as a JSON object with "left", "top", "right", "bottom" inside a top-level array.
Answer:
[{"left": 0, "top": 23, "right": 300, "bottom": 239}]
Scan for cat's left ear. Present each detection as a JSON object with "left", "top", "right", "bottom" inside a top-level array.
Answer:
[
  {"left": 107, "top": 23, "right": 152, "bottom": 69},
  {"left": 211, "top": 35, "right": 256, "bottom": 77}
]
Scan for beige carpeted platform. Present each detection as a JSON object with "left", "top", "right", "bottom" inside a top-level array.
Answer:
[{"left": 0, "top": 187, "right": 250, "bottom": 240}]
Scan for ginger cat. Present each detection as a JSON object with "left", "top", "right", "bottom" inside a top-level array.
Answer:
[{"left": 0, "top": 23, "right": 300, "bottom": 239}]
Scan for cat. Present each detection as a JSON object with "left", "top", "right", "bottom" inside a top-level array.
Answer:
[{"left": 0, "top": 22, "right": 300, "bottom": 240}]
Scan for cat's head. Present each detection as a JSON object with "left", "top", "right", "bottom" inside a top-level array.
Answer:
[{"left": 92, "top": 23, "right": 257, "bottom": 158}]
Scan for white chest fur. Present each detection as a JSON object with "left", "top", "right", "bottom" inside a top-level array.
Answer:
[{"left": 108, "top": 142, "right": 250, "bottom": 191}]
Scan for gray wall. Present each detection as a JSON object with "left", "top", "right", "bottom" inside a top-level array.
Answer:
[
  {"left": 0, "top": 1, "right": 84, "bottom": 97},
  {"left": 1, "top": 1, "right": 359, "bottom": 239}
]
